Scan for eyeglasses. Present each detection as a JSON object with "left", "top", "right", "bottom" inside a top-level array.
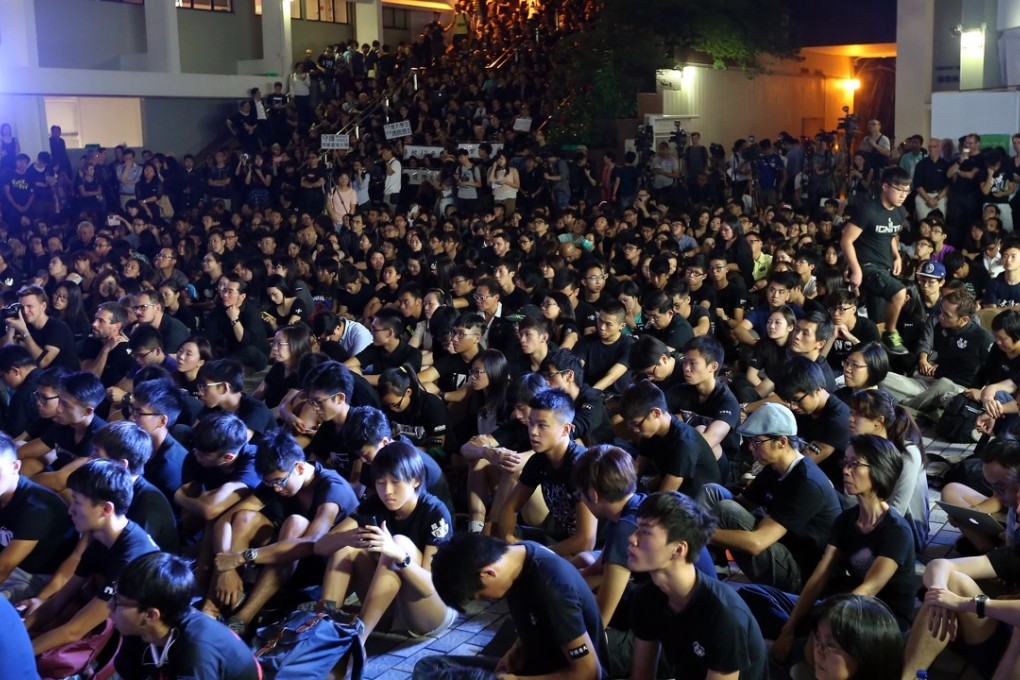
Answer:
[
  {"left": 108, "top": 587, "right": 141, "bottom": 612},
  {"left": 454, "top": 330, "right": 478, "bottom": 340},
  {"left": 369, "top": 326, "right": 389, "bottom": 335},
  {"left": 133, "top": 349, "right": 155, "bottom": 362},
  {"left": 468, "top": 368, "right": 486, "bottom": 378},
  {"left": 543, "top": 369, "right": 568, "bottom": 381},
  {"left": 33, "top": 391, "right": 59, "bottom": 403},
  {"left": 473, "top": 293, "right": 494, "bottom": 302},
  {"left": 128, "top": 405, "right": 160, "bottom": 418},
  {"left": 585, "top": 274, "right": 608, "bottom": 283},
  {"left": 889, "top": 184, "right": 912, "bottom": 193},
  {"left": 540, "top": 301, "right": 558, "bottom": 309},
  {"left": 627, "top": 413, "right": 651, "bottom": 432},
  {"left": 813, "top": 635, "right": 844, "bottom": 656},
  {"left": 786, "top": 393, "right": 812, "bottom": 407},
  {"left": 828, "top": 306, "right": 854, "bottom": 314},
  {"left": 218, "top": 287, "right": 241, "bottom": 296},
  {"left": 685, "top": 269, "right": 705, "bottom": 277},
  {"left": 746, "top": 436, "right": 777, "bottom": 449},
  {"left": 133, "top": 303, "right": 156, "bottom": 312},
  {"left": 384, "top": 391, "right": 409, "bottom": 411},
  {"left": 307, "top": 393, "right": 338, "bottom": 409},
  {"left": 196, "top": 382, "right": 225, "bottom": 393},
  {"left": 842, "top": 458, "right": 871, "bottom": 470},
  {"left": 842, "top": 360, "right": 867, "bottom": 371},
  {"left": 264, "top": 465, "right": 296, "bottom": 489}
]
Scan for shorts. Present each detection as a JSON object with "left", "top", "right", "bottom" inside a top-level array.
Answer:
[
  {"left": 861, "top": 265, "right": 906, "bottom": 320},
  {"left": 1, "top": 567, "right": 51, "bottom": 602}
]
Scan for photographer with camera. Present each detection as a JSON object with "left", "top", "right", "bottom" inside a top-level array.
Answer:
[
  {"left": 859, "top": 119, "right": 892, "bottom": 176},
  {"left": 3, "top": 285, "right": 78, "bottom": 371},
  {"left": 651, "top": 141, "right": 680, "bottom": 207}
]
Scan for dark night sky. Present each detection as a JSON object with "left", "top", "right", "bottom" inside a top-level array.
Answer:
[{"left": 786, "top": 0, "right": 897, "bottom": 47}]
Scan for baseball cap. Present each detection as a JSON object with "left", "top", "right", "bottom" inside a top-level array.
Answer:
[
  {"left": 505, "top": 304, "right": 543, "bottom": 323},
  {"left": 779, "top": 203, "right": 793, "bottom": 211},
  {"left": 917, "top": 260, "right": 946, "bottom": 280},
  {"left": 736, "top": 403, "right": 798, "bottom": 437}
]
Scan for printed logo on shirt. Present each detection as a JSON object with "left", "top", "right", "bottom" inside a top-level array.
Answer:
[
  {"left": 875, "top": 218, "right": 901, "bottom": 235},
  {"left": 328, "top": 451, "right": 350, "bottom": 470},
  {"left": 394, "top": 423, "right": 427, "bottom": 440},
  {"left": 693, "top": 641, "right": 706, "bottom": 657},
  {"left": 431, "top": 517, "right": 450, "bottom": 539},
  {"left": 957, "top": 338, "right": 968, "bottom": 350},
  {"left": 0, "top": 527, "right": 11, "bottom": 547}
]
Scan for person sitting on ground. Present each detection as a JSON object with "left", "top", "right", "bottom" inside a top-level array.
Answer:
[
  {"left": 539, "top": 349, "right": 612, "bottom": 445},
  {"left": 208, "top": 428, "right": 358, "bottom": 635},
  {"left": 314, "top": 441, "right": 456, "bottom": 642},
  {"left": 620, "top": 380, "right": 719, "bottom": 499},
  {"left": 127, "top": 378, "right": 189, "bottom": 508},
  {"left": 832, "top": 340, "right": 890, "bottom": 404},
  {"left": 626, "top": 491, "right": 767, "bottom": 680},
  {"left": 0, "top": 345, "right": 43, "bottom": 440},
  {"left": 91, "top": 420, "right": 179, "bottom": 553},
  {"left": 575, "top": 299, "right": 634, "bottom": 394},
  {"left": 742, "top": 434, "right": 917, "bottom": 667},
  {"left": 110, "top": 552, "right": 260, "bottom": 680},
  {"left": 195, "top": 359, "right": 276, "bottom": 442},
  {"left": 22, "top": 370, "right": 106, "bottom": 482},
  {"left": 803, "top": 594, "right": 905, "bottom": 680},
  {"left": 0, "top": 431, "right": 76, "bottom": 602},
  {"left": 23, "top": 460, "right": 158, "bottom": 656},
  {"left": 414, "top": 532, "right": 609, "bottom": 680},
  {"left": 497, "top": 388, "right": 598, "bottom": 558},
  {"left": 700, "top": 403, "right": 841, "bottom": 593},
  {"left": 346, "top": 308, "right": 423, "bottom": 386},
  {"left": 903, "top": 442, "right": 1020, "bottom": 680}
]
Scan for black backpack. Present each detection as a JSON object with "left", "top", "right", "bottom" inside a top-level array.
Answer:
[{"left": 935, "top": 393, "right": 983, "bottom": 443}]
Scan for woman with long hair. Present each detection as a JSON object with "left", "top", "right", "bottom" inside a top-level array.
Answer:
[
  {"left": 805, "top": 594, "right": 904, "bottom": 680},
  {"left": 541, "top": 291, "right": 579, "bottom": 350},
  {"left": 50, "top": 281, "right": 91, "bottom": 342},
  {"left": 734, "top": 305, "right": 797, "bottom": 403},
  {"left": 758, "top": 436, "right": 916, "bottom": 670},
  {"left": 377, "top": 365, "right": 448, "bottom": 457},
  {"left": 262, "top": 274, "right": 310, "bottom": 332},
  {"left": 409, "top": 288, "right": 452, "bottom": 362},
  {"left": 175, "top": 335, "right": 212, "bottom": 394},
  {"left": 849, "top": 389, "right": 930, "bottom": 551},
  {"left": 252, "top": 324, "right": 313, "bottom": 411}
]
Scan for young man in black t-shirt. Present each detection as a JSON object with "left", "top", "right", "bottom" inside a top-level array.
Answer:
[
  {"left": 3, "top": 284, "right": 78, "bottom": 371},
  {"left": 0, "top": 345, "right": 41, "bottom": 440},
  {"left": 497, "top": 389, "right": 597, "bottom": 559},
  {"left": 576, "top": 300, "right": 634, "bottom": 394},
  {"left": 418, "top": 311, "right": 482, "bottom": 396},
  {"left": 23, "top": 460, "right": 158, "bottom": 656},
  {"left": 628, "top": 492, "right": 767, "bottom": 680},
  {"left": 79, "top": 302, "right": 132, "bottom": 388},
  {"left": 195, "top": 359, "right": 276, "bottom": 442},
  {"left": 25, "top": 370, "right": 106, "bottom": 485},
  {"left": 841, "top": 166, "right": 912, "bottom": 356},
  {"left": 128, "top": 379, "right": 189, "bottom": 510},
  {"left": 641, "top": 289, "right": 693, "bottom": 352},
  {"left": 207, "top": 430, "right": 358, "bottom": 634},
  {"left": 112, "top": 552, "right": 260, "bottom": 680},
  {"left": 0, "top": 431, "right": 75, "bottom": 601},
  {"left": 540, "top": 349, "right": 613, "bottom": 446},
  {"left": 621, "top": 380, "right": 719, "bottom": 500},
  {"left": 347, "top": 308, "right": 423, "bottom": 386},
  {"left": 416, "top": 532, "right": 609, "bottom": 680}
]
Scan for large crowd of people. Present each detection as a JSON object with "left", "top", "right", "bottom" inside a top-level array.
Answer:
[{"left": 1, "top": 0, "right": 1020, "bottom": 678}]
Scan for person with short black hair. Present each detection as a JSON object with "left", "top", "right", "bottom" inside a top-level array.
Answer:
[
  {"left": 414, "top": 532, "right": 609, "bottom": 680},
  {"left": 620, "top": 380, "right": 720, "bottom": 499},
  {"left": 203, "top": 273, "right": 270, "bottom": 370},
  {"left": 196, "top": 359, "right": 276, "bottom": 442},
  {"left": 823, "top": 288, "right": 880, "bottom": 372},
  {"left": 24, "top": 460, "right": 158, "bottom": 656},
  {"left": 132, "top": 288, "right": 188, "bottom": 354},
  {"left": 640, "top": 289, "right": 693, "bottom": 352},
  {"left": 733, "top": 271, "right": 804, "bottom": 347},
  {"left": 111, "top": 552, "right": 261, "bottom": 679},
  {"left": 0, "top": 344, "right": 41, "bottom": 440},
  {"left": 107, "top": 323, "right": 175, "bottom": 405},
  {"left": 91, "top": 420, "right": 178, "bottom": 553},
  {"left": 80, "top": 301, "right": 133, "bottom": 387},
  {"left": 314, "top": 441, "right": 455, "bottom": 641},
  {"left": 701, "top": 404, "right": 841, "bottom": 593},
  {"left": 807, "top": 595, "right": 904, "bottom": 680},
  {"left": 627, "top": 491, "right": 767, "bottom": 680},
  {"left": 23, "top": 370, "right": 106, "bottom": 483},
  {"left": 773, "top": 355, "right": 851, "bottom": 492},
  {"left": 347, "top": 308, "right": 424, "bottom": 386},
  {"left": 496, "top": 389, "right": 597, "bottom": 558},
  {"left": 128, "top": 379, "right": 188, "bottom": 509},
  {"left": 540, "top": 349, "right": 612, "bottom": 445},
  {"left": 0, "top": 431, "right": 75, "bottom": 601},
  {"left": 628, "top": 334, "right": 686, "bottom": 394},
  {"left": 418, "top": 312, "right": 483, "bottom": 396},
  {"left": 207, "top": 429, "right": 358, "bottom": 634}
]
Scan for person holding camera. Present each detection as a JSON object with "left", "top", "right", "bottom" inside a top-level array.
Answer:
[
  {"left": 3, "top": 284, "right": 78, "bottom": 371},
  {"left": 948, "top": 133, "right": 985, "bottom": 242}
]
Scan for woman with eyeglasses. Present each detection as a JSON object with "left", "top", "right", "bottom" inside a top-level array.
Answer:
[
  {"left": 50, "top": 281, "right": 91, "bottom": 343},
  {"left": 804, "top": 594, "right": 904, "bottom": 680},
  {"left": 409, "top": 289, "right": 452, "bottom": 367},
  {"left": 746, "top": 434, "right": 917, "bottom": 668},
  {"left": 848, "top": 389, "right": 930, "bottom": 551},
  {"left": 377, "top": 365, "right": 447, "bottom": 459},
  {"left": 251, "top": 325, "right": 313, "bottom": 412},
  {"left": 833, "top": 340, "right": 889, "bottom": 405}
]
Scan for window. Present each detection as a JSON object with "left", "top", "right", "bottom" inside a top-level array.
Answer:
[
  {"left": 177, "top": 0, "right": 232, "bottom": 11},
  {"left": 101, "top": 0, "right": 144, "bottom": 4},
  {"left": 255, "top": 0, "right": 348, "bottom": 22},
  {"left": 383, "top": 7, "right": 408, "bottom": 29}
]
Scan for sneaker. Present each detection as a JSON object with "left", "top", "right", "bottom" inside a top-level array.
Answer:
[{"left": 882, "top": 330, "right": 909, "bottom": 356}]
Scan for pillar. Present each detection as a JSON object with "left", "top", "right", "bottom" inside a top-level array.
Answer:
[
  {"left": 894, "top": 0, "right": 935, "bottom": 139},
  {"left": 354, "top": 0, "right": 383, "bottom": 48},
  {"left": 239, "top": 0, "right": 293, "bottom": 77},
  {"left": 144, "top": 0, "right": 182, "bottom": 73},
  {"left": 0, "top": 0, "right": 40, "bottom": 68}
]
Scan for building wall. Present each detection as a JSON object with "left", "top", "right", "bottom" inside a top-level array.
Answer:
[
  {"left": 178, "top": 4, "right": 263, "bottom": 75},
  {"left": 291, "top": 22, "right": 357, "bottom": 65},
  {"left": 656, "top": 53, "right": 855, "bottom": 150},
  {"left": 141, "top": 98, "right": 237, "bottom": 157},
  {"left": 34, "top": 0, "right": 147, "bottom": 71}
]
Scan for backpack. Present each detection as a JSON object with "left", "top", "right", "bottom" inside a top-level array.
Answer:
[
  {"left": 935, "top": 393, "right": 983, "bottom": 443},
  {"left": 37, "top": 616, "right": 120, "bottom": 680},
  {"left": 253, "top": 609, "right": 365, "bottom": 680}
]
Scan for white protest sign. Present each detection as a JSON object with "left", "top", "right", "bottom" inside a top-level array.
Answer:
[
  {"left": 384, "top": 120, "right": 413, "bottom": 140},
  {"left": 320, "top": 134, "right": 351, "bottom": 150},
  {"left": 513, "top": 117, "right": 532, "bottom": 132}
]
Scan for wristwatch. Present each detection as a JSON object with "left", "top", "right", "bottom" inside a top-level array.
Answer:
[
  {"left": 974, "top": 594, "right": 988, "bottom": 618},
  {"left": 394, "top": 552, "right": 411, "bottom": 570},
  {"left": 243, "top": 548, "right": 258, "bottom": 564}
]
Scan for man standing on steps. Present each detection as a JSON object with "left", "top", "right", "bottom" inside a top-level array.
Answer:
[{"left": 841, "top": 166, "right": 912, "bottom": 357}]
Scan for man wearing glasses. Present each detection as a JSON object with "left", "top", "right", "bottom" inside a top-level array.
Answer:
[
  {"left": 823, "top": 288, "right": 879, "bottom": 372},
  {"left": 131, "top": 289, "right": 188, "bottom": 354},
  {"left": 346, "top": 309, "right": 423, "bottom": 387},
  {"left": 841, "top": 166, "right": 914, "bottom": 356},
  {"left": 700, "top": 404, "right": 840, "bottom": 593},
  {"left": 418, "top": 312, "right": 482, "bottom": 396},
  {"left": 203, "top": 274, "right": 269, "bottom": 371},
  {"left": 206, "top": 429, "right": 358, "bottom": 636},
  {"left": 128, "top": 380, "right": 189, "bottom": 510}
]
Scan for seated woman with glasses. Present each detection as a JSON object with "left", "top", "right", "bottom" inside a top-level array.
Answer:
[
  {"left": 377, "top": 365, "right": 447, "bottom": 462},
  {"left": 741, "top": 435, "right": 917, "bottom": 669},
  {"left": 800, "top": 594, "right": 904, "bottom": 680},
  {"left": 251, "top": 324, "right": 313, "bottom": 413},
  {"left": 832, "top": 340, "right": 889, "bottom": 405}
]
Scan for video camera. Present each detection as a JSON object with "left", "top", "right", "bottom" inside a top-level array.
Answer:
[
  {"left": 635, "top": 124, "right": 654, "bottom": 154},
  {"left": 837, "top": 106, "right": 858, "bottom": 138},
  {"left": 669, "top": 121, "right": 688, "bottom": 152}
]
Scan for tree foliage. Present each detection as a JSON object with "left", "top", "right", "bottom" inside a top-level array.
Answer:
[{"left": 548, "top": 0, "right": 798, "bottom": 145}]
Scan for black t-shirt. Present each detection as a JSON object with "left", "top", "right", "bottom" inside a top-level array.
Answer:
[
  {"left": 355, "top": 342, "right": 423, "bottom": 375},
  {"left": 831, "top": 506, "right": 918, "bottom": 628},
  {"left": 130, "top": 476, "right": 180, "bottom": 554},
  {"left": 742, "top": 456, "right": 841, "bottom": 577},
  {"left": 41, "top": 415, "right": 107, "bottom": 464},
  {"left": 796, "top": 396, "right": 852, "bottom": 489},
  {"left": 508, "top": 542, "right": 609, "bottom": 677},
  {"left": 114, "top": 609, "right": 260, "bottom": 680},
  {"left": 491, "top": 419, "right": 531, "bottom": 453},
  {"left": 520, "top": 441, "right": 586, "bottom": 539},
  {"left": 181, "top": 443, "right": 260, "bottom": 492},
  {"left": 632, "top": 573, "right": 766, "bottom": 680},
  {"left": 928, "top": 320, "right": 992, "bottom": 387},
  {"left": 0, "top": 476, "right": 76, "bottom": 575},
  {"left": 574, "top": 299, "right": 598, "bottom": 335},
  {"left": 848, "top": 199, "right": 906, "bottom": 270},
  {"left": 714, "top": 278, "right": 750, "bottom": 318},
  {"left": 573, "top": 384, "right": 613, "bottom": 445},
  {"left": 261, "top": 362, "right": 299, "bottom": 409},
  {"left": 827, "top": 316, "right": 880, "bottom": 372},
  {"left": 2, "top": 169, "right": 32, "bottom": 205},
  {"left": 665, "top": 381, "right": 740, "bottom": 456},
  {"left": 636, "top": 415, "right": 720, "bottom": 498},
  {"left": 255, "top": 463, "right": 359, "bottom": 526},
  {"left": 75, "top": 520, "right": 159, "bottom": 594},
  {"left": 29, "top": 317, "right": 79, "bottom": 372},
  {"left": 358, "top": 491, "right": 451, "bottom": 552},
  {"left": 198, "top": 396, "right": 276, "bottom": 441},
  {"left": 145, "top": 434, "right": 188, "bottom": 510},
  {"left": 389, "top": 392, "right": 447, "bottom": 450},
  {"left": 577, "top": 334, "right": 633, "bottom": 393},
  {"left": 3, "top": 368, "right": 40, "bottom": 438},
  {"left": 647, "top": 315, "right": 693, "bottom": 352},
  {"left": 433, "top": 352, "right": 472, "bottom": 392},
  {"left": 982, "top": 274, "right": 1020, "bottom": 308},
  {"left": 78, "top": 337, "right": 133, "bottom": 388}
]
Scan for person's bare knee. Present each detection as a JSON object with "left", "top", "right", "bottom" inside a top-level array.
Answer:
[{"left": 279, "top": 515, "right": 310, "bottom": 540}]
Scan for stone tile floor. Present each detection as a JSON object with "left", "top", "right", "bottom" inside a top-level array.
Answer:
[{"left": 358, "top": 436, "right": 988, "bottom": 679}]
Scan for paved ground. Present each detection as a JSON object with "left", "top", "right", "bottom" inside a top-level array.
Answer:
[{"left": 355, "top": 435, "right": 990, "bottom": 679}]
